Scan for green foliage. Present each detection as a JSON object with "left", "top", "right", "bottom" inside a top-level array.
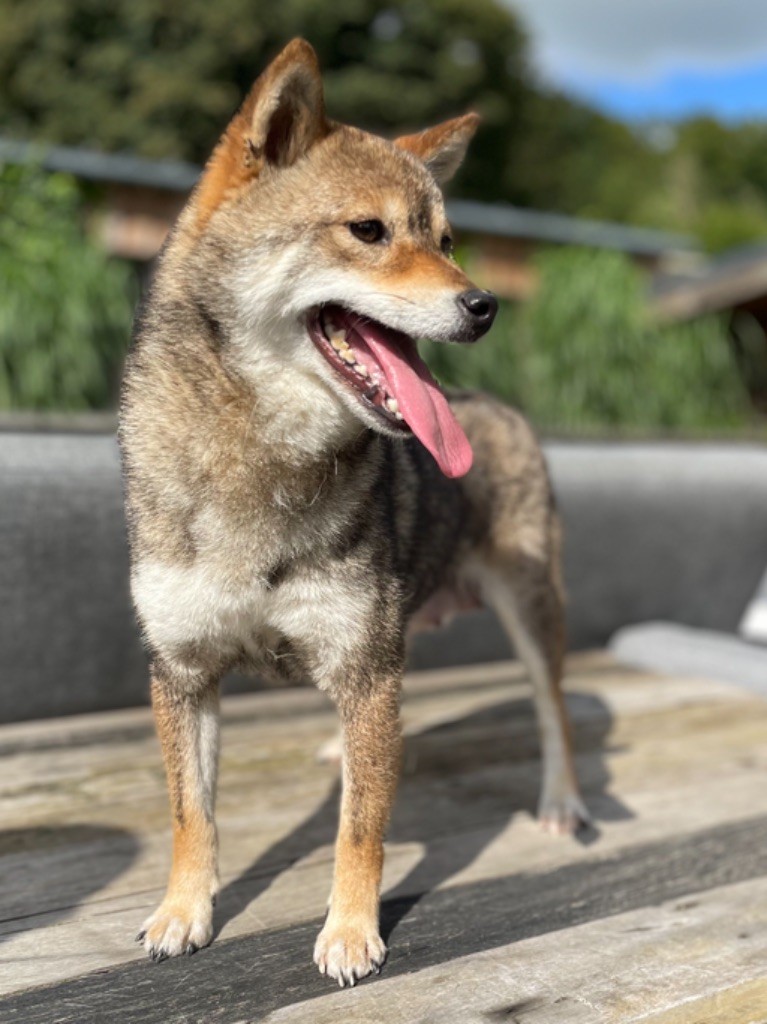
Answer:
[
  {"left": 0, "top": 162, "right": 134, "bottom": 409},
  {"left": 674, "top": 117, "right": 767, "bottom": 205},
  {"left": 0, "top": 162, "right": 755, "bottom": 432},
  {"left": 423, "top": 299, "right": 525, "bottom": 409},
  {"left": 660, "top": 118, "right": 767, "bottom": 251},
  {"left": 504, "top": 90, "right": 665, "bottom": 223},
  {"left": 1, "top": 2, "right": 765, "bottom": 421},
  {"left": 3, "top": 0, "right": 767, "bottom": 246},
  {"left": 695, "top": 201, "right": 767, "bottom": 254},
  {"left": 518, "top": 249, "right": 750, "bottom": 431},
  {"left": 0, "top": 0, "right": 527, "bottom": 201},
  {"left": 423, "top": 249, "right": 754, "bottom": 435}
]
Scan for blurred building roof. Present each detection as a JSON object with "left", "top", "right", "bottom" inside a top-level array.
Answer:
[
  {"left": 0, "top": 137, "right": 201, "bottom": 192},
  {"left": 653, "top": 241, "right": 767, "bottom": 320},
  {"left": 0, "top": 136, "right": 695, "bottom": 259},
  {"left": 447, "top": 199, "right": 694, "bottom": 257}
]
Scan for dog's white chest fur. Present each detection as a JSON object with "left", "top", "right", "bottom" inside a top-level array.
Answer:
[{"left": 132, "top": 538, "right": 373, "bottom": 686}]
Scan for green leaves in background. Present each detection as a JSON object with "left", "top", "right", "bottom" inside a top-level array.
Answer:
[
  {"left": 0, "top": 162, "right": 134, "bottom": 410},
  {"left": 423, "top": 248, "right": 755, "bottom": 435},
  {"left": 0, "top": 161, "right": 757, "bottom": 435},
  {"left": 2, "top": 0, "right": 767, "bottom": 249},
  {"left": 0, "top": 0, "right": 527, "bottom": 203}
]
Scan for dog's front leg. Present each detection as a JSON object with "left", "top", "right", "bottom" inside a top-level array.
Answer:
[
  {"left": 314, "top": 675, "right": 402, "bottom": 987},
  {"left": 139, "top": 669, "right": 220, "bottom": 960}
]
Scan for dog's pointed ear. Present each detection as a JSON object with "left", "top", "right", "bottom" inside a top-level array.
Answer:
[
  {"left": 245, "top": 38, "right": 328, "bottom": 169},
  {"left": 195, "top": 39, "right": 329, "bottom": 227},
  {"left": 394, "top": 113, "right": 480, "bottom": 184}
]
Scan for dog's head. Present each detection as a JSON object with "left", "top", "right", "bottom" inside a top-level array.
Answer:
[{"left": 187, "top": 39, "right": 497, "bottom": 477}]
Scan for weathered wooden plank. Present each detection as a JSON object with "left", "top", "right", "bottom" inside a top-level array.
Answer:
[
  {"left": 0, "top": 652, "right": 613, "bottom": 754},
  {"left": 0, "top": 660, "right": 753, "bottom": 839},
  {"left": 0, "top": 651, "right": 740, "bottom": 764},
  {"left": 636, "top": 979, "right": 767, "bottom": 1024},
  {"left": 2, "top": 816, "right": 766, "bottom": 1024},
  {"left": 0, "top": 721, "right": 759, "bottom": 938},
  {"left": 267, "top": 878, "right": 767, "bottom": 1024},
  {"left": 0, "top": 768, "right": 764, "bottom": 1000},
  {"left": 3, "top": 656, "right": 767, "bottom": 1001}
]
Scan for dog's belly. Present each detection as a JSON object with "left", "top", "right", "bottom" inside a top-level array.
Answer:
[{"left": 407, "top": 581, "right": 482, "bottom": 636}]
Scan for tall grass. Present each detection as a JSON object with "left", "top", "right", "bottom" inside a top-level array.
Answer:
[
  {"left": 0, "top": 163, "right": 134, "bottom": 410},
  {"left": 423, "top": 248, "right": 755, "bottom": 435}
]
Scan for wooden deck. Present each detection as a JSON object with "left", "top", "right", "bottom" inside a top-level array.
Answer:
[{"left": 1, "top": 652, "right": 766, "bottom": 1023}]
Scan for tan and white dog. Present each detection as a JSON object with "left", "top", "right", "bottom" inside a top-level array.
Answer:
[{"left": 119, "top": 38, "right": 588, "bottom": 988}]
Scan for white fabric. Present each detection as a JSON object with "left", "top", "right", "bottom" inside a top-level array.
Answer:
[{"left": 740, "top": 568, "right": 767, "bottom": 645}]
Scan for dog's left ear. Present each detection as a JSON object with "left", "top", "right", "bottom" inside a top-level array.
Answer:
[{"left": 395, "top": 113, "right": 480, "bottom": 184}]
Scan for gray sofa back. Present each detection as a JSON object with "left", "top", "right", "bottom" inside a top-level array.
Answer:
[{"left": 2, "top": 433, "right": 767, "bottom": 721}]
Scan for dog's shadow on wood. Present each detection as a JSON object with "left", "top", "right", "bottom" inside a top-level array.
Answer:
[
  {"left": 0, "top": 825, "right": 140, "bottom": 946},
  {"left": 214, "top": 690, "right": 631, "bottom": 946}
]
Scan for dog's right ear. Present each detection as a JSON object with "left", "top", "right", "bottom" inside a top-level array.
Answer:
[
  {"left": 244, "top": 38, "right": 328, "bottom": 169},
  {"left": 195, "top": 39, "right": 328, "bottom": 227}
]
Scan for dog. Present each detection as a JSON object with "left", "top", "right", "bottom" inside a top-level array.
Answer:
[{"left": 119, "top": 38, "right": 588, "bottom": 988}]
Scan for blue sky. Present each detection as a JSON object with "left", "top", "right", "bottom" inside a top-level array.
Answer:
[
  {"left": 564, "top": 60, "right": 767, "bottom": 122},
  {"left": 507, "top": 0, "right": 767, "bottom": 121}
]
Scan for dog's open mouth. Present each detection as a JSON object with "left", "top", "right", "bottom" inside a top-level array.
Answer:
[{"left": 308, "top": 304, "right": 473, "bottom": 478}]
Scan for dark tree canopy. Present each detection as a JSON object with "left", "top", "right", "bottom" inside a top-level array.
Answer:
[
  {"left": 0, "top": 0, "right": 528, "bottom": 199},
  {"left": 0, "top": 0, "right": 651, "bottom": 208},
  {"left": 2, "top": 0, "right": 767, "bottom": 246}
]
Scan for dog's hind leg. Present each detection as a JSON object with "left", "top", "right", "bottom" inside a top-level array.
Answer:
[
  {"left": 479, "top": 556, "right": 589, "bottom": 835},
  {"left": 139, "top": 667, "right": 221, "bottom": 959},
  {"left": 314, "top": 675, "right": 402, "bottom": 986}
]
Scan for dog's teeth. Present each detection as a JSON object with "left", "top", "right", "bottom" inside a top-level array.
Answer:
[
  {"left": 355, "top": 361, "right": 369, "bottom": 378},
  {"left": 330, "top": 332, "right": 348, "bottom": 351},
  {"left": 395, "top": 411, "right": 404, "bottom": 420},
  {"left": 340, "top": 349, "right": 356, "bottom": 364},
  {"left": 386, "top": 397, "right": 399, "bottom": 415}
]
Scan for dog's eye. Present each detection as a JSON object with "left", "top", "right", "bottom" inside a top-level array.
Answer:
[
  {"left": 441, "top": 234, "right": 454, "bottom": 256},
  {"left": 349, "top": 220, "right": 386, "bottom": 244}
]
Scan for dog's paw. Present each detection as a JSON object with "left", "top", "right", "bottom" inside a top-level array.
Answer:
[
  {"left": 538, "top": 791, "right": 591, "bottom": 836},
  {"left": 137, "top": 899, "right": 213, "bottom": 961},
  {"left": 313, "top": 920, "right": 387, "bottom": 987}
]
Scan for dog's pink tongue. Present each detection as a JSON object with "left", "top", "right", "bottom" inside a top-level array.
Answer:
[{"left": 350, "top": 319, "right": 473, "bottom": 479}]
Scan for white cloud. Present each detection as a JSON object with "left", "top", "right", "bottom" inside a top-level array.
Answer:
[{"left": 507, "top": 0, "right": 767, "bottom": 83}]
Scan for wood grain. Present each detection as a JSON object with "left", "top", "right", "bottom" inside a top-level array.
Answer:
[{"left": 1, "top": 653, "right": 766, "bottom": 1022}]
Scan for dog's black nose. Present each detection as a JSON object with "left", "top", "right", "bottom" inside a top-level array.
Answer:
[{"left": 458, "top": 289, "right": 498, "bottom": 329}]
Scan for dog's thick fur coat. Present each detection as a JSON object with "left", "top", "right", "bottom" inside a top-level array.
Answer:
[{"left": 119, "top": 39, "right": 587, "bottom": 986}]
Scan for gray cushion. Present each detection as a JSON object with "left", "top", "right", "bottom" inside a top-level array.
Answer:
[
  {"left": 546, "top": 442, "right": 767, "bottom": 649},
  {"left": 0, "top": 433, "right": 146, "bottom": 719},
  {"left": 3, "top": 434, "right": 767, "bottom": 720},
  {"left": 610, "top": 621, "right": 767, "bottom": 697}
]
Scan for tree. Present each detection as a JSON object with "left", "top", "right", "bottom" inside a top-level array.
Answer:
[
  {"left": 422, "top": 248, "right": 754, "bottom": 434},
  {"left": 669, "top": 118, "right": 767, "bottom": 251},
  {"left": 2, "top": 0, "right": 767, "bottom": 247},
  {"left": 0, "top": 0, "right": 528, "bottom": 199},
  {"left": 0, "top": 0, "right": 672, "bottom": 214},
  {"left": 501, "top": 88, "right": 665, "bottom": 220},
  {"left": 0, "top": 162, "right": 134, "bottom": 409}
]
